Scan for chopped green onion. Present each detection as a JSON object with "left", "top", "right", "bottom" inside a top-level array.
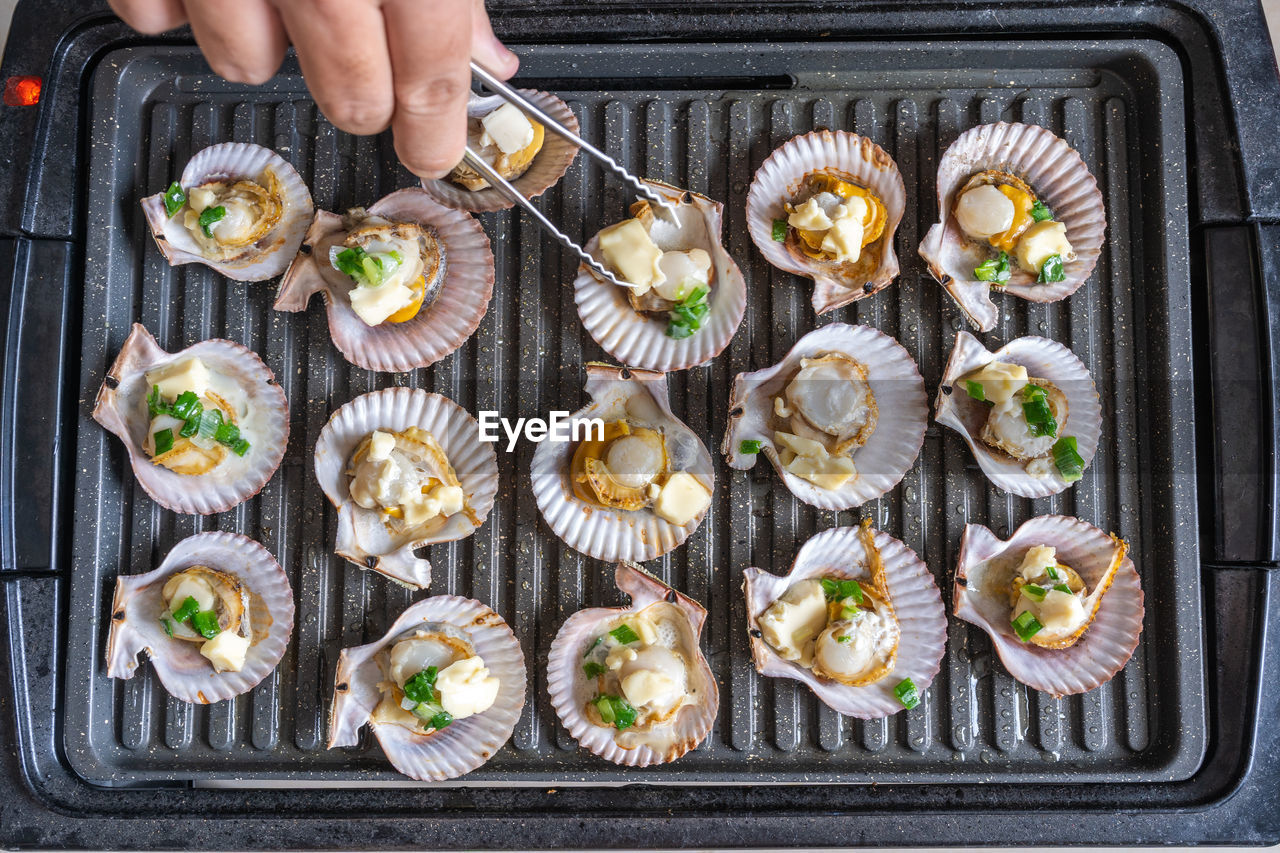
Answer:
[
  {"left": 666, "top": 284, "right": 711, "bottom": 340},
  {"left": 837, "top": 634, "right": 852, "bottom": 644},
  {"left": 771, "top": 219, "right": 788, "bottom": 241},
  {"left": 171, "top": 595, "right": 200, "bottom": 623},
  {"left": 593, "top": 694, "right": 638, "bottom": 730},
  {"left": 964, "top": 379, "right": 987, "bottom": 401},
  {"left": 170, "top": 390, "right": 201, "bottom": 421},
  {"left": 333, "top": 246, "right": 387, "bottom": 287},
  {"left": 428, "top": 711, "right": 453, "bottom": 730},
  {"left": 231, "top": 438, "right": 251, "bottom": 457},
  {"left": 840, "top": 605, "right": 861, "bottom": 620},
  {"left": 844, "top": 581, "right": 864, "bottom": 606},
  {"left": 1038, "top": 253, "right": 1065, "bottom": 283},
  {"left": 1020, "top": 384, "right": 1057, "bottom": 438},
  {"left": 153, "top": 427, "right": 174, "bottom": 455},
  {"left": 820, "top": 578, "right": 863, "bottom": 603},
  {"left": 214, "top": 421, "right": 241, "bottom": 446},
  {"left": 1052, "top": 435, "right": 1085, "bottom": 482},
  {"left": 179, "top": 414, "right": 201, "bottom": 438},
  {"left": 197, "top": 205, "right": 226, "bottom": 238},
  {"left": 1011, "top": 610, "right": 1043, "bottom": 643},
  {"left": 196, "top": 408, "right": 223, "bottom": 439},
  {"left": 1030, "top": 199, "right": 1053, "bottom": 222},
  {"left": 1053, "top": 583, "right": 1074, "bottom": 595},
  {"left": 190, "top": 609, "right": 221, "bottom": 639},
  {"left": 163, "top": 182, "right": 187, "bottom": 217},
  {"left": 147, "top": 385, "right": 167, "bottom": 416},
  {"left": 974, "top": 251, "right": 1011, "bottom": 283},
  {"left": 1046, "top": 566, "right": 1060, "bottom": 581},
  {"left": 609, "top": 624, "right": 640, "bottom": 645},
  {"left": 160, "top": 617, "right": 173, "bottom": 637},
  {"left": 584, "top": 636, "right": 603, "bottom": 658},
  {"left": 1020, "top": 584, "right": 1048, "bottom": 602},
  {"left": 739, "top": 439, "right": 763, "bottom": 455},
  {"left": 583, "top": 661, "right": 608, "bottom": 679},
  {"left": 894, "top": 678, "right": 920, "bottom": 709},
  {"left": 403, "top": 667, "right": 438, "bottom": 703}
]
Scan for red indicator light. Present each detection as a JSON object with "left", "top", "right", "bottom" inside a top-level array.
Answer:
[{"left": 4, "top": 76, "right": 42, "bottom": 107}]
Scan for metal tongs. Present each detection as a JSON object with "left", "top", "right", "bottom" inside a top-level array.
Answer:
[{"left": 464, "top": 62, "right": 680, "bottom": 290}]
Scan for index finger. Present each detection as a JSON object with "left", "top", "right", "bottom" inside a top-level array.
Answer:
[{"left": 382, "top": 0, "right": 473, "bottom": 178}]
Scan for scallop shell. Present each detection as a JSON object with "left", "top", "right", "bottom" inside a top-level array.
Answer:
[
  {"left": 723, "top": 323, "right": 927, "bottom": 510},
  {"left": 547, "top": 563, "right": 718, "bottom": 766},
  {"left": 91, "top": 323, "right": 289, "bottom": 515},
  {"left": 328, "top": 595, "right": 525, "bottom": 781},
  {"left": 935, "top": 331, "right": 1101, "bottom": 498},
  {"left": 917, "top": 122, "right": 1106, "bottom": 331},
  {"left": 313, "top": 387, "right": 498, "bottom": 589},
  {"left": 105, "top": 531, "right": 294, "bottom": 704},
  {"left": 574, "top": 182, "right": 747, "bottom": 372},
  {"left": 530, "top": 364, "right": 714, "bottom": 562},
  {"left": 953, "top": 515, "right": 1143, "bottom": 697},
  {"left": 743, "top": 524, "right": 946, "bottom": 718},
  {"left": 140, "top": 142, "right": 314, "bottom": 282},
  {"left": 274, "top": 188, "right": 494, "bottom": 372},
  {"left": 419, "top": 89, "right": 580, "bottom": 212},
  {"left": 746, "top": 130, "right": 907, "bottom": 314}
]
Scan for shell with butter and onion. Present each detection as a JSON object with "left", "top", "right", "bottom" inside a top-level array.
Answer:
[
  {"left": 531, "top": 363, "right": 714, "bottom": 563},
  {"left": 952, "top": 515, "right": 1143, "bottom": 697},
  {"left": 313, "top": 387, "right": 498, "bottom": 589},
  {"left": 743, "top": 522, "right": 946, "bottom": 718},
  {"left": 329, "top": 595, "right": 525, "bottom": 781},
  {"left": 723, "top": 323, "right": 926, "bottom": 510},
  {"left": 275, "top": 188, "right": 494, "bottom": 373},
  {"left": 140, "top": 142, "right": 314, "bottom": 281},
  {"left": 747, "top": 130, "right": 907, "bottom": 314},
  {"left": 547, "top": 562, "right": 718, "bottom": 766},
  {"left": 917, "top": 122, "right": 1106, "bottom": 331},
  {"left": 106, "top": 531, "right": 294, "bottom": 705}
]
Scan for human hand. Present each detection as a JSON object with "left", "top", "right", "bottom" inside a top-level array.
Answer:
[{"left": 108, "top": 0, "right": 520, "bottom": 178}]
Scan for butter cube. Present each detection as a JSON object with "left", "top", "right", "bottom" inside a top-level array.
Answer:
[
  {"left": 145, "top": 357, "right": 212, "bottom": 401},
  {"left": 200, "top": 630, "right": 250, "bottom": 673},
  {"left": 1014, "top": 220, "right": 1074, "bottom": 273},
  {"left": 479, "top": 103, "right": 535, "bottom": 155},
  {"left": 784, "top": 454, "right": 857, "bottom": 491},
  {"left": 787, "top": 197, "right": 833, "bottom": 231},
  {"left": 653, "top": 471, "right": 711, "bottom": 525},
  {"left": 965, "top": 360, "right": 1028, "bottom": 404},
  {"left": 598, "top": 218, "right": 665, "bottom": 293}
]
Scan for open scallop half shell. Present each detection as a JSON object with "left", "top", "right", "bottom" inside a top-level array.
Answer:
[
  {"left": 723, "top": 322, "right": 926, "bottom": 510},
  {"left": 140, "top": 142, "right": 314, "bottom": 282},
  {"left": 313, "top": 387, "right": 498, "bottom": 589},
  {"left": 574, "top": 181, "right": 747, "bottom": 372},
  {"left": 917, "top": 122, "right": 1106, "bottom": 331},
  {"left": 530, "top": 364, "right": 714, "bottom": 562},
  {"left": 953, "top": 515, "right": 1143, "bottom": 697},
  {"left": 328, "top": 595, "right": 526, "bottom": 781},
  {"left": 935, "top": 331, "right": 1101, "bottom": 498},
  {"left": 91, "top": 323, "right": 289, "bottom": 515},
  {"left": 275, "top": 188, "right": 494, "bottom": 373},
  {"left": 746, "top": 130, "right": 907, "bottom": 314},
  {"left": 744, "top": 523, "right": 946, "bottom": 718},
  {"left": 106, "top": 531, "right": 294, "bottom": 704},
  {"left": 547, "top": 562, "right": 718, "bottom": 766},
  {"left": 420, "top": 88, "right": 580, "bottom": 212}
]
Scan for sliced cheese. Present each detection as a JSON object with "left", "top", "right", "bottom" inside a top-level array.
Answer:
[
  {"left": 598, "top": 218, "right": 665, "bottom": 293},
  {"left": 965, "top": 360, "right": 1028, "bottom": 404},
  {"left": 819, "top": 196, "right": 869, "bottom": 263},
  {"left": 773, "top": 431, "right": 828, "bottom": 460},
  {"left": 784, "top": 453, "right": 857, "bottom": 491},
  {"left": 349, "top": 278, "right": 415, "bottom": 326},
  {"left": 787, "top": 197, "right": 833, "bottom": 231},
  {"left": 757, "top": 578, "right": 828, "bottom": 665}
]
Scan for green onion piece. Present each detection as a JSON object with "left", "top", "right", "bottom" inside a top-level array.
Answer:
[
  {"left": 894, "top": 677, "right": 920, "bottom": 709},
  {"left": 840, "top": 606, "right": 861, "bottom": 620},
  {"left": 361, "top": 254, "right": 382, "bottom": 285},
  {"left": 179, "top": 415, "right": 201, "bottom": 438},
  {"left": 171, "top": 595, "right": 200, "bottom": 623},
  {"left": 402, "top": 667, "right": 438, "bottom": 703},
  {"left": 428, "top": 711, "right": 453, "bottom": 730},
  {"left": 964, "top": 379, "right": 987, "bottom": 401},
  {"left": 190, "top": 609, "right": 221, "bottom": 639},
  {"left": 1052, "top": 435, "right": 1085, "bottom": 482},
  {"left": 1030, "top": 199, "right": 1053, "bottom": 222},
  {"left": 974, "top": 251, "right": 1011, "bottom": 283},
  {"left": 163, "top": 182, "right": 187, "bottom": 217},
  {"left": 198, "top": 205, "right": 226, "bottom": 238},
  {"left": 583, "top": 636, "right": 603, "bottom": 658},
  {"left": 334, "top": 247, "right": 375, "bottom": 284},
  {"left": 820, "top": 578, "right": 838, "bottom": 600},
  {"left": 771, "top": 219, "right": 788, "bottom": 241},
  {"left": 1020, "top": 384, "right": 1058, "bottom": 438},
  {"left": 1053, "top": 583, "right": 1074, "bottom": 595},
  {"left": 739, "top": 439, "right": 763, "bottom": 455},
  {"left": 410, "top": 700, "right": 446, "bottom": 723},
  {"left": 231, "top": 438, "right": 251, "bottom": 457},
  {"left": 147, "top": 385, "right": 168, "bottom": 417},
  {"left": 1037, "top": 253, "right": 1065, "bottom": 283},
  {"left": 1011, "top": 610, "right": 1043, "bottom": 643},
  {"left": 214, "top": 421, "right": 241, "bottom": 446},
  {"left": 196, "top": 408, "right": 223, "bottom": 439},
  {"left": 594, "top": 694, "right": 617, "bottom": 724},
  {"left": 160, "top": 617, "right": 173, "bottom": 638},
  {"left": 609, "top": 624, "right": 640, "bottom": 645},
  {"left": 1046, "top": 566, "right": 1060, "bottom": 580},
  {"left": 841, "top": 579, "right": 864, "bottom": 605},
  {"left": 153, "top": 427, "right": 174, "bottom": 455},
  {"left": 170, "top": 390, "right": 201, "bottom": 421},
  {"left": 666, "top": 284, "right": 711, "bottom": 340},
  {"left": 583, "top": 661, "right": 608, "bottom": 679},
  {"left": 837, "top": 634, "right": 852, "bottom": 645},
  {"left": 1020, "top": 584, "right": 1048, "bottom": 602},
  {"left": 594, "top": 694, "right": 637, "bottom": 730}
]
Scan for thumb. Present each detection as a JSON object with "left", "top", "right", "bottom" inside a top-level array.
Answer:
[{"left": 470, "top": 0, "right": 519, "bottom": 79}]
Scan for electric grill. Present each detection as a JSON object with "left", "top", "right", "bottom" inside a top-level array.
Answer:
[{"left": 1, "top": 0, "right": 1278, "bottom": 847}]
